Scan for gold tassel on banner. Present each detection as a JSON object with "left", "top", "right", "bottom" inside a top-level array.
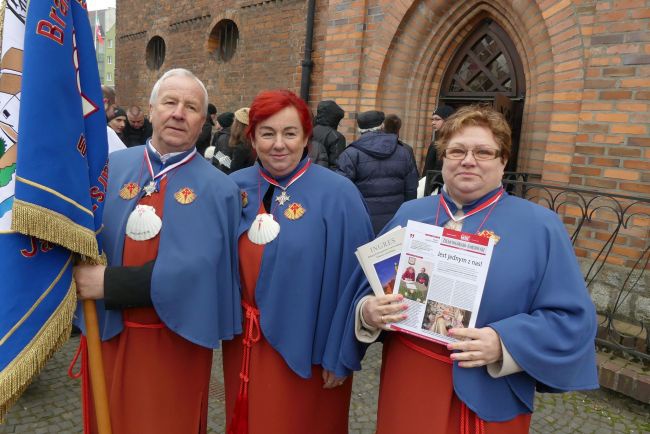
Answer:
[
  {"left": 11, "top": 199, "right": 101, "bottom": 261},
  {"left": 0, "top": 274, "right": 76, "bottom": 423}
]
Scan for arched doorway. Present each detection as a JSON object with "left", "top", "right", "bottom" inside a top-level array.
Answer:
[{"left": 439, "top": 19, "right": 525, "bottom": 172}]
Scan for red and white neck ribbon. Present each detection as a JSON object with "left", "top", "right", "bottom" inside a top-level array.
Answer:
[
  {"left": 258, "top": 159, "right": 312, "bottom": 191},
  {"left": 144, "top": 147, "right": 197, "bottom": 182},
  {"left": 441, "top": 187, "right": 504, "bottom": 223}
]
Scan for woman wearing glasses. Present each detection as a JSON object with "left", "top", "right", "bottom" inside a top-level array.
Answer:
[{"left": 335, "top": 105, "right": 598, "bottom": 433}]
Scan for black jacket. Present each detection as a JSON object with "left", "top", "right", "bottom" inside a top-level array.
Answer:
[
  {"left": 312, "top": 101, "right": 346, "bottom": 169},
  {"left": 196, "top": 120, "right": 214, "bottom": 157},
  {"left": 122, "top": 119, "right": 153, "bottom": 148}
]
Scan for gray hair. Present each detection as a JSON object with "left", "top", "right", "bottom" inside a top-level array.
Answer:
[
  {"left": 149, "top": 68, "right": 208, "bottom": 113},
  {"left": 359, "top": 124, "right": 384, "bottom": 134}
]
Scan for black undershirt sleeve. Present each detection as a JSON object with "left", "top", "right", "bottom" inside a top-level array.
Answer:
[{"left": 103, "top": 260, "right": 155, "bottom": 310}]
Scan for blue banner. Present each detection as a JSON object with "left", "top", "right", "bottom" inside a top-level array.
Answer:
[{"left": 0, "top": 0, "right": 107, "bottom": 421}]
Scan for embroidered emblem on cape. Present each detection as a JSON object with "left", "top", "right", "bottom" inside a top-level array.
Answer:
[
  {"left": 284, "top": 202, "right": 305, "bottom": 220},
  {"left": 275, "top": 190, "right": 291, "bottom": 206},
  {"left": 476, "top": 229, "right": 500, "bottom": 245},
  {"left": 241, "top": 191, "right": 248, "bottom": 207},
  {"left": 174, "top": 187, "right": 196, "bottom": 204},
  {"left": 119, "top": 182, "right": 140, "bottom": 200}
]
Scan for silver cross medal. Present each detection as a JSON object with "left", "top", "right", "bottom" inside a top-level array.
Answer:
[
  {"left": 143, "top": 180, "right": 157, "bottom": 196},
  {"left": 275, "top": 190, "right": 290, "bottom": 206}
]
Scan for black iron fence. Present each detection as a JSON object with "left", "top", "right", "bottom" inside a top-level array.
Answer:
[{"left": 425, "top": 171, "right": 650, "bottom": 363}]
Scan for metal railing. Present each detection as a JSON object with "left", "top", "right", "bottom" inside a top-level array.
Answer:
[{"left": 425, "top": 170, "right": 650, "bottom": 363}]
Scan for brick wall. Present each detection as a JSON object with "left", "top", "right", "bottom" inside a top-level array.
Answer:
[
  {"left": 116, "top": 0, "right": 307, "bottom": 114},
  {"left": 115, "top": 0, "right": 650, "bottom": 200}
]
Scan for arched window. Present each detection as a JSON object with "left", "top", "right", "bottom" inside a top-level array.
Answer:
[
  {"left": 146, "top": 36, "right": 166, "bottom": 71},
  {"left": 208, "top": 20, "right": 239, "bottom": 62},
  {"left": 441, "top": 19, "right": 524, "bottom": 100}
]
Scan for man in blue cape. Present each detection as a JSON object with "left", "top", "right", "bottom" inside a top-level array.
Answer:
[{"left": 74, "top": 68, "right": 241, "bottom": 434}]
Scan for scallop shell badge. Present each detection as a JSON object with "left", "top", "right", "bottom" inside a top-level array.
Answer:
[
  {"left": 247, "top": 213, "right": 280, "bottom": 245},
  {"left": 174, "top": 187, "right": 196, "bottom": 204},
  {"left": 125, "top": 205, "right": 162, "bottom": 241}
]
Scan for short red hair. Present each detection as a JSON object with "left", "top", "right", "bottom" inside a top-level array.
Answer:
[{"left": 246, "top": 90, "right": 313, "bottom": 143}]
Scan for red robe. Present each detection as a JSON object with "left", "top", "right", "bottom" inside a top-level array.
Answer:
[
  {"left": 222, "top": 226, "right": 352, "bottom": 434},
  {"left": 375, "top": 333, "right": 531, "bottom": 434},
  {"left": 86, "top": 178, "right": 212, "bottom": 434}
]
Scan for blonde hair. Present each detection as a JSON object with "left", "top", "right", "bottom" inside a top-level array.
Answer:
[{"left": 435, "top": 104, "right": 511, "bottom": 162}]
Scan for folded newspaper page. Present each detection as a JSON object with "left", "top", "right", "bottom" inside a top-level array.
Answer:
[
  {"left": 389, "top": 220, "right": 495, "bottom": 344},
  {"left": 355, "top": 226, "right": 405, "bottom": 296}
]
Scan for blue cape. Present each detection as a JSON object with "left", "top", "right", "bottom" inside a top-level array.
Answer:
[
  {"left": 336, "top": 187, "right": 599, "bottom": 421},
  {"left": 230, "top": 158, "right": 374, "bottom": 378},
  {"left": 91, "top": 145, "right": 242, "bottom": 348}
]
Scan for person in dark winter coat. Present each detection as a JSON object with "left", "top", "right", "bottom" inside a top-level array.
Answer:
[
  {"left": 196, "top": 103, "right": 217, "bottom": 157},
  {"left": 421, "top": 104, "right": 455, "bottom": 176},
  {"left": 337, "top": 110, "right": 418, "bottom": 234},
  {"left": 312, "top": 100, "right": 346, "bottom": 169},
  {"left": 212, "top": 112, "right": 234, "bottom": 156},
  {"left": 123, "top": 105, "right": 153, "bottom": 148}
]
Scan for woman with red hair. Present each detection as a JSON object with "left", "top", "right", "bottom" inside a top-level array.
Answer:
[{"left": 223, "top": 89, "right": 374, "bottom": 434}]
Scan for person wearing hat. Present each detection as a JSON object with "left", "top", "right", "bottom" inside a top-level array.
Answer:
[
  {"left": 422, "top": 104, "right": 455, "bottom": 177},
  {"left": 106, "top": 106, "right": 127, "bottom": 154},
  {"left": 228, "top": 107, "right": 256, "bottom": 173},
  {"left": 196, "top": 103, "right": 217, "bottom": 157},
  {"left": 336, "top": 110, "right": 418, "bottom": 234}
]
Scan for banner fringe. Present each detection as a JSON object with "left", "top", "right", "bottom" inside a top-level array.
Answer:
[
  {"left": 0, "top": 281, "right": 76, "bottom": 423},
  {"left": 11, "top": 200, "right": 100, "bottom": 260}
]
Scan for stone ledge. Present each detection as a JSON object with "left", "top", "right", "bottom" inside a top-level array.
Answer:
[{"left": 597, "top": 352, "right": 650, "bottom": 404}]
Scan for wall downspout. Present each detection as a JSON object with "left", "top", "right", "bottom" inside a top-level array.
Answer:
[{"left": 299, "top": 0, "right": 316, "bottom": 102}]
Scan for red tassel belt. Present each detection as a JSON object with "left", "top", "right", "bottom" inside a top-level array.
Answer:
[
  {"left": 228, "top": 300, "right": 261, "bottom": 434},
  {"left": 396, "top": 334, "right": 485, "bottom": 434}
]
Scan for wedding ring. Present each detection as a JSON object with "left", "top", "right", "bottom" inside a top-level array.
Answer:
[{"left": 381, "top": 315, "right": 386, "bottom": 324}]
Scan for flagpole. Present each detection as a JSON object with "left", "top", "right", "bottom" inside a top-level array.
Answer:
[{"left": 83, "top": 300, "right": 113, "bottom": 434}]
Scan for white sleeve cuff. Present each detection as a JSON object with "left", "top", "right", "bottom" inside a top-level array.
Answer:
[
  {"left": 487, "top": 338, "right": 523, "bottom": 378},
  {"left": 355, "top": 295, "right": 381, "bottom": 343}
]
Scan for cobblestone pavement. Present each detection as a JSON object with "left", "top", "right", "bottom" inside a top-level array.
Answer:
[{"left": 2, "top": 336, "right": 649, "bottom": 433}]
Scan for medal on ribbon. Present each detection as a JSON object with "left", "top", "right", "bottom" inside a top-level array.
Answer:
[
  {"left": 241, "top": 191, "right": 248, "bottom": 207},
  {"left": 284, "top": 202, "right": 305, "bottom": 220},
  {"left": 143, "top": 180, "right": 157, "bottom": 196},
  {"left": 119, "top": 182, "right": 140, "bottom": 200},
  {"left": 275, "top": 190, "right": 290, "bottom": 206},
  {"left": 174, "top": 187, "right": 196, "bottom": 204}
]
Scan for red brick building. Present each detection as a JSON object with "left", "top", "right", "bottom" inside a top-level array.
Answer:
[{"left": 116, "top": 0, "right": 649, "bottom": 196}]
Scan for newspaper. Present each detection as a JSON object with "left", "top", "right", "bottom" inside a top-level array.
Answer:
[
  {"left": 389, "top": 220, "right": 495, "bottom": 344},
  {"left": 355, "top": 226, "right": 405, "bottom": 296}
]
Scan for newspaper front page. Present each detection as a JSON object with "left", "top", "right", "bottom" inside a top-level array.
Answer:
[{"left": 390, "top": 220, "right": 495, "bottom": 344}]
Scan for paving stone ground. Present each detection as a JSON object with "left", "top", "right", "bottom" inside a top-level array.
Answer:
[{"left": 2, "top": 336, "right": 649, "bottom": 433}]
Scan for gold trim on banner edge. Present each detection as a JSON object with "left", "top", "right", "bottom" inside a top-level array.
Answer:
[
  {"left": 0, "top": 279, "right": 76, "bottom": 423},
  {"left": 11, "top": 199, "right": 101, "bottom": 260}
]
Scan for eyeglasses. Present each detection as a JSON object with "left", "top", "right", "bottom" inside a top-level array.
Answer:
[{"left": 442, "top": 147, "right": 501, "bottom": 160}]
